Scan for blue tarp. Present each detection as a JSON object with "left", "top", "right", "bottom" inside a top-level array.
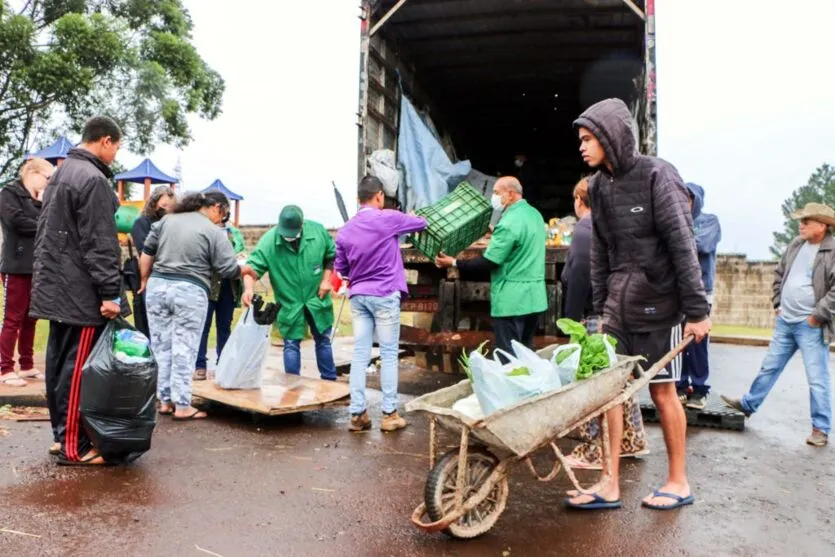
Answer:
[
  {"left": 114, "top": 159, "right": 178, "bottom": 184},
  {"left": 27, "top": 136, "right": 74, "bottom": 163},
  {"left": 202, "top": 179, "right": 243, "bottom": 201},
  {"left": 397, "top": 93, "right": 471, "bottom": 211}
]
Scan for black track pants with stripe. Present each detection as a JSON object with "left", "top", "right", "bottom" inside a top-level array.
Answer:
[{"left": 45, "top": 322, "right": 105, "bottom": 462}]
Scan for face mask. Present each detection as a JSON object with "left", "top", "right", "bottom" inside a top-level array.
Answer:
[
  {"left": 514, "top": 159, "right": 524, "bottom": 168},
  {"left": 491, "top": 194, "right": 504, "bottom": 211},
  {"left": 283, "top": 233, "right": 301, "bottom": 242},
  {"left": 153, "top": 208, "right": 167, "bottom": 221}
]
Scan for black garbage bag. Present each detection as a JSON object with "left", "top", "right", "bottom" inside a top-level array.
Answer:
[{"left": 79, "top": 318, "right": 157, "bottom": 464}]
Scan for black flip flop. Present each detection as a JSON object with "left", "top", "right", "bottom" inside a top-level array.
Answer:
[{"left": 172, "top": 409, "right": 207, "bottom": 421}]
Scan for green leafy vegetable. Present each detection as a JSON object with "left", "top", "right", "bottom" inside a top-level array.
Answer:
[
  {"left": 557, "top": 318, "right": 586, "bottom": 344},
  {"left": 458, "top": 341, "right": 489, "bottom": 383},
  {"left": 505, "top": 367, "right": 530, "bottom": 377},
  {"left": 556, "top": 318, "right": 618, "bottom": 380},
  {"left": 555, "top": 346, "right": 579, "bottom": 364}
]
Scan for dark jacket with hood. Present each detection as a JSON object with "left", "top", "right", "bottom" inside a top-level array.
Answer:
[
  {"left": 561, "top": 215, "right": 594, "bottom": 321},
  {"left": 30, "top": 148, "right": 125, "bottom": 327},
  {"left": 573, "top": 98, "right": 709, "bottom": 332},
  {"left": 0, "top": 180, "right": 42, "bottom": 274},
  {"left": 685, "top": 183, "right": 722, "bottom": 296}
]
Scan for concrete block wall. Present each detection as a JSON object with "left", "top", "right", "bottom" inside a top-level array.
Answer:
[{"left": 712, "top": 254, "right": 777, "bottom": 329}]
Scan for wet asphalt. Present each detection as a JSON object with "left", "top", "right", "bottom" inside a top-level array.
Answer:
[{"left": 1, "top": 343, "right": 834, "bottom": 557}]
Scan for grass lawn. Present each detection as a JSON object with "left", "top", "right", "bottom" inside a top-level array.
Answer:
[{"left": 712, "top": 324, "right": 773, "bottom": 338}]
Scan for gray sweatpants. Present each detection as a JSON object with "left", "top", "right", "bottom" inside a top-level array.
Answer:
[{"left": 146, "top": 277, "right": 208, "bottom": 408}]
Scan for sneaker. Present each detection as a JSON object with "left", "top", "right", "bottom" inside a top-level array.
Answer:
[
  {"left": 0, "top": 372, "right": 28, "bottom": 387},
  {"left": 192, "top": 368, "right": 207, "bottom": 381},
  {"left": 720, "top": 395, "right": 751, "bottom": 417},
  {"left": 686, "top": 392, "right": 708, "bottom": 411},
  {"left": 677, "top": 390, "right": 689, "bottom": 404},
  {"left": 349, "top": 411, "right": 371, "bottom": 432},
  {"left": 806, "top": 429, "right": 828, "bottom": 447},
  {"left": 380, "top": 411, "right": 408, "bottom": 432}
]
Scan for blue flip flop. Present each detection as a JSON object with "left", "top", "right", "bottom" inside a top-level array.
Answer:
[
  {"left": 641, "top": 490, "right": 695, "bottom": 510},
  {"left": 564, "top": 493, "right": 623, "bottom": 510}
]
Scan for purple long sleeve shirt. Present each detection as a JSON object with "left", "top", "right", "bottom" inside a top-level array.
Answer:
[{"left": 335, "top": 208, "right": 427, "bottom": 298}]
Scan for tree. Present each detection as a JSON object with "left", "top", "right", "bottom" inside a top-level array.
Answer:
[
  {"left": 0, "top": 0, "right": 224, "bottom": 180},
  {"left": 771, "top": 163, "right": 835, "bottom": 257}
]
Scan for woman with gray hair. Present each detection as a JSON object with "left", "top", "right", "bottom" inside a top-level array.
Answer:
[{"left": 130, "top": 186, "right": 176, "bottom": 336}]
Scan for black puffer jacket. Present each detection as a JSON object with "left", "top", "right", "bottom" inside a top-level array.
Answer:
[
  {"left": 31, "top": 148, "right": 124, "bottom": 326},
  {"left": 0, "top": 180, "right": 41, "bottom": 274},
  {"left": 574, "top": 99, "right": 708, "bottom": 332}
]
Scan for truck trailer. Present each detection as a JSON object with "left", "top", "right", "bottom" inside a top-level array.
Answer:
[{"left": 355, "top": 0, "right": 658, "bottom": 366}]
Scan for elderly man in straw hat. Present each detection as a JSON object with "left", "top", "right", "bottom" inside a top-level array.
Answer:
[{"left": 723, "top": 202, "right": 835, "bottom": 447}]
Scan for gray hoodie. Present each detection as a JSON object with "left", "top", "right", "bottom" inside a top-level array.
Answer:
[
  {"left": 573, "top": 98, "right": 709, "bottom": 332},
  {"left": 143, "top": 212, "right": 241, "bottom": 294}
]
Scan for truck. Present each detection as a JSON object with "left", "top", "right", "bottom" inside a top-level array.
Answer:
[{"left": 355, "top": 0, "right": 658, "bottom": 368}]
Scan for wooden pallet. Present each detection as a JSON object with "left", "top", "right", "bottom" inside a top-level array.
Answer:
[
  {"left": 639, "top": 392, "right": 746, "bottom": 431},
  {"left": 193, "top": 374, "right": 349, "bottom": 416}
]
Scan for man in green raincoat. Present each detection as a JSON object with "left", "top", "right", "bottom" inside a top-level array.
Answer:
[
  {"left": 435, "top": 176, "right": 547, "bottom": 358},
  {"left": 243, "top": 205, "right": 337, "bottom": 380}
]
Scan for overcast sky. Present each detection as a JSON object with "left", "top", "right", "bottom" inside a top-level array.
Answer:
[{"left": 115, "top": 0, "right": 835, "bottom": 261}]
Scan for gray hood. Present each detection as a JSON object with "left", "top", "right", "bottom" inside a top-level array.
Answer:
[{"left": 573, "top": 98, "right": 638, "bottom": 176}]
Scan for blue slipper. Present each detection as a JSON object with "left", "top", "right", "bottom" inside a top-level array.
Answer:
[
  {"left": 641, "top": 490, "right": 695, "bottom": 510},
  {"left": 564, "top": 493, "right": 623, "bottom": 510}
]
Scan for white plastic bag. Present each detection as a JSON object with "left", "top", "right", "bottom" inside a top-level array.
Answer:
[
  {"left": 214, "top": 310, "right": 270, "bottom": 390},
  {"left": 469, "top": 347, "right": 561, "bottom": 416},
  {"left": 509, "top": 341, "right": 562, "bottom": 391},
  {"left": 451, "top": 393, "right": 484, "bottom": 420},
  {"left": 368, "top": 149, "right": 399, "bottom": 198},
  {"left": 551, "top": 343, "right": 582, "bottom": 386}
]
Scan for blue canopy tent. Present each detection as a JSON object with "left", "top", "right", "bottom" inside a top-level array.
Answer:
[
  {"left": 114, "top": 158, "right": 179, "bottom": 202},
  {"left": 202, "top": 179, "right": 244, "bottom": 226},
  {"left": 27, "top": 136, "right": 74, "bottom": 165}
]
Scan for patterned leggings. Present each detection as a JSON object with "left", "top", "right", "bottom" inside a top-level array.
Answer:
[
  {"left": 146, "top": 277, "right": 208, "bottom": 408},
  {"left": 568, "top": 394, "right": 648, "bottom": 464}
]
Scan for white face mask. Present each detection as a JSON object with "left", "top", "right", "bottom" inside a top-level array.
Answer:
[
  {"left": 283, "top": 232, "right": 301, "bottom": 242},
  {"left": 491, "top": 194, "right": 504, "bottom": 211},
  {"left": 514, "top": 159, "right": 524, "bottom": 168}
]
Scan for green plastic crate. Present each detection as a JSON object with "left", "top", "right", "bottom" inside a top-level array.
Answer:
[{"left": 410, "top": 181, "right": 492, "bottom": 259}]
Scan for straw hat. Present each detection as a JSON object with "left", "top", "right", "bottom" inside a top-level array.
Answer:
[{"left": 790, "top": 202, "right": 835, "bottom": 227}]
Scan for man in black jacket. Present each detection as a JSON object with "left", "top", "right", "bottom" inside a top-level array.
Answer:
[
  {"left": 31, "top": 116, "right": 124, "bottom": 466},
  {"left": 565, "top": 99, "right": 711, "bottom": 511}
]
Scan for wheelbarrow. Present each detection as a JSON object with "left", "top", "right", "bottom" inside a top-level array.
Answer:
[{"left": 405, "top": 338, "right": 691, "bottom": 539}]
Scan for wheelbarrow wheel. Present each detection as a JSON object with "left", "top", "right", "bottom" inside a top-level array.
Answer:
[{"left": 424, "top": 447, "right": 508, "bottom": 539}]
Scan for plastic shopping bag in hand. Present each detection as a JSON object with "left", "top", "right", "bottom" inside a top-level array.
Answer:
[
  {"left": 214, "top": 309, "right": 270, "bottom": 389},
  {"left": 79, "top": 318, "right": 157, "bottom": 464}
]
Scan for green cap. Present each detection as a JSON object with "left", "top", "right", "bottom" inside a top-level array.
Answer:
[{"left": 278, "top": 205, "right": 304, "bottom": 238}]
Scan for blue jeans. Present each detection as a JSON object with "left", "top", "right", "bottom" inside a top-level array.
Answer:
[
  {"left": 283, "top": 309, "right": 337, "bottom": 381},
  {"left": 742, "top": 317, "right": 832, "bottom": 434},
  {"left": 349, "top": 292, "right": 401, "bottom": 415},
  {"left": 195, "top": 279, "right": 235, "bottom": 370}
]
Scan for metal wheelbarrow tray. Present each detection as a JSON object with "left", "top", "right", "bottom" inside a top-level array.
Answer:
[{"left": 405, "top": 340, "right": 690, "bottom": 539}]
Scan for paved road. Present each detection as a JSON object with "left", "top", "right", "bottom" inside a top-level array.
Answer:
[{"left": 1, "top": 344, "right": 833, "bottom": 557}]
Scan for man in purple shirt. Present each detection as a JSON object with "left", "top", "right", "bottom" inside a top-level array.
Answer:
[{"left": 335, "top": 176, "right": 427, "bottom": 432}]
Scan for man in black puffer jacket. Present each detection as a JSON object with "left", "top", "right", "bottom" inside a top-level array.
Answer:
[
  {"left": 31, "top": 116, "right": 125, "bottom": 466},
  {"left": 565, "top": 98, "right": 711, "bottom": 512}
]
